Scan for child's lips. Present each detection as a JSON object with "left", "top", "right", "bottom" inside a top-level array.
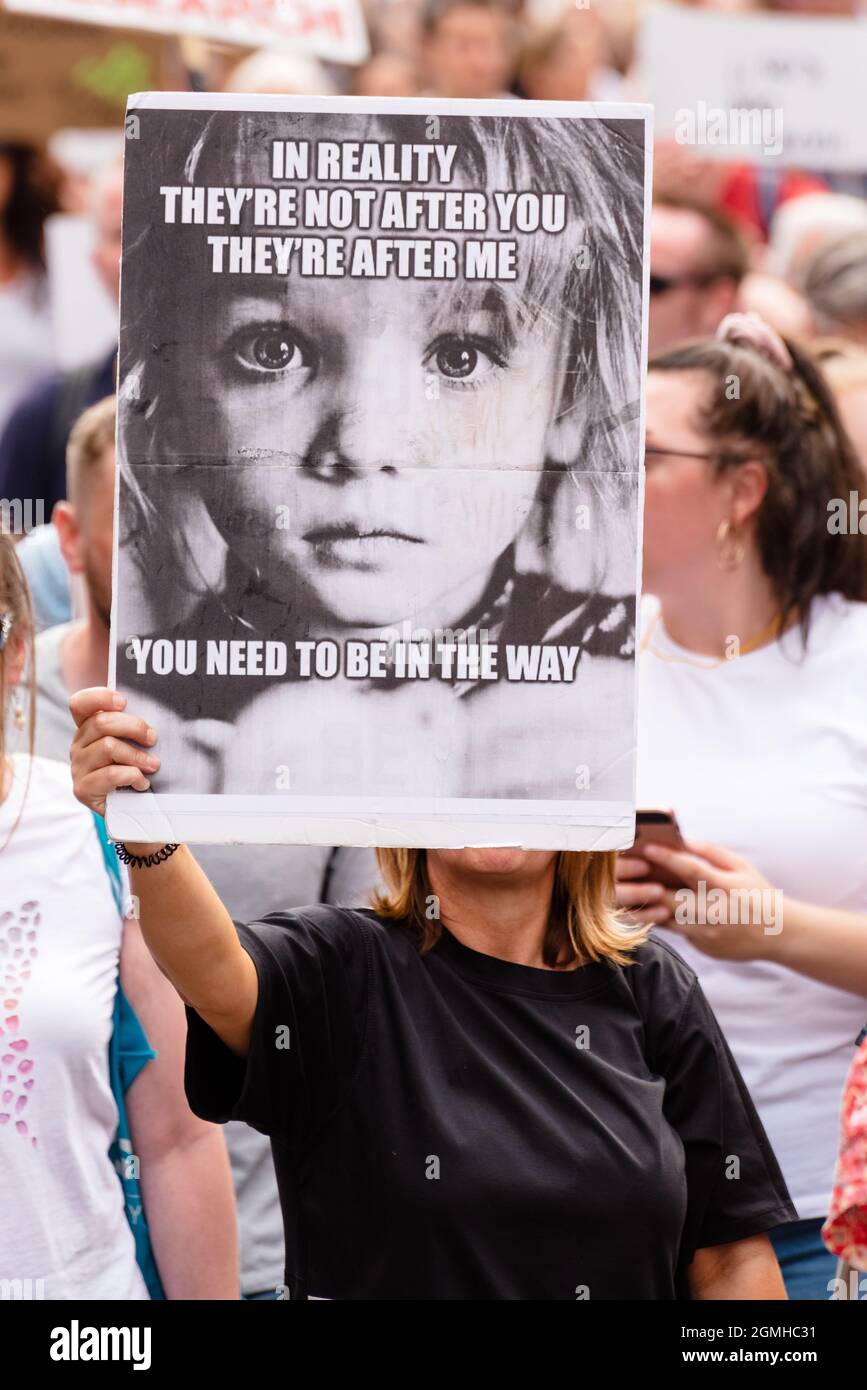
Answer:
[{"left": 302, "top": 522, "right": 424, "bottom": 568}]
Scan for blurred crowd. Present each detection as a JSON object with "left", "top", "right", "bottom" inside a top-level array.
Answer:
[
  {"left": 4, "top": 0, "right": 867, "bottom": 458},
  {"left": 1, "top": 0, "right": 866, "bottom": 1305}
]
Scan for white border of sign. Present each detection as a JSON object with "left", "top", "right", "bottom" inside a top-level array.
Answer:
[{"left": 107, "top": 93, "right": 652, "bottom": 851}]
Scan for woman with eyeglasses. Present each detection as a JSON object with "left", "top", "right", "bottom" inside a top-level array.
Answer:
[{"left": 618, "top": 313, "right": 867, "bottom": 1299}]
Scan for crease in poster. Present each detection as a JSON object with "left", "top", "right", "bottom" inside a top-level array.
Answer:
[{"left": 108, "top": 94, "right": 651, "bottom": 850}]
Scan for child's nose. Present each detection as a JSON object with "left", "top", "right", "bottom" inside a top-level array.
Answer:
[
  {"left": 315, "top": 338, "right": 416, "bottom": 474},
  {"left": 331, "top": 398, "right": 391, "bottom": 474}
]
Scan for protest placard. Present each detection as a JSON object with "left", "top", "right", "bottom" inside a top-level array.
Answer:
[
  {"left": 639, "top": 6, "right": 867, "bottom": 172},
  {"left": 107, "top": 94, "right": 650, "bottom": 851},
  {"left": 4, "top": 0, "right": 369, "bottom": 66}
]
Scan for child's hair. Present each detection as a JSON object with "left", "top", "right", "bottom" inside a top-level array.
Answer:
[
  {"left": 373, "top": 847, "right": 648, "bottom": 966},
  {"left": 648, "top": 335, "right": 867, "bottom": 637},
  {"left": 120, "top": 110, "right": 645, "bottom": 608}
]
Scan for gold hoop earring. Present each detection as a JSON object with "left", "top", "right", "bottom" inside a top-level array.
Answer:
[{"left": 716, "top": 519, "right": 745, "bottom": 571}]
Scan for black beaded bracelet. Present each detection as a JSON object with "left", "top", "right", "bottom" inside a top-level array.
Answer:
[{"left": 114, "top": 841, "right": 181, "bottom": 868}]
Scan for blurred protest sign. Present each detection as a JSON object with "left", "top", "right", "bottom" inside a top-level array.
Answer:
[
  {"left": 639, "top": 6, "right": 867, "bottom": 171},
  {"left": 45, "top": 214, "right": 118, "bottom": 368},
  {"left": 4, "top": 0, "right": 369, "bottom": 65},
  {"left": 0, "top": 9, "right": 163, "bottom": 140}
]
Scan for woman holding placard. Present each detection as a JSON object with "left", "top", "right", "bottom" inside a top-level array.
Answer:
[{"left": 70, "top": 683, "right": 799, "bottom": 1301}]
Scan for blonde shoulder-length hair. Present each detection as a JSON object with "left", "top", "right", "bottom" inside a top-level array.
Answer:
[{"left": 373, "top": 849, "right": 650, "bottom": 969}]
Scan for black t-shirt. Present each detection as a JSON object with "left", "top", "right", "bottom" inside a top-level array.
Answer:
[{"left": 184, "top": 907, "right": 796, "bottom": 1301}]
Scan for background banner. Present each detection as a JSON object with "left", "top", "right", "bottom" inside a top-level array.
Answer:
[
  {"left": 4, "top": 0, "right": 369, "bottom": 66},
  {"left": 639, "top": 7, "right": 867, "bottom": 172},
  {"left": 0, "top": 9, "right": 164, "bottom": 140}
]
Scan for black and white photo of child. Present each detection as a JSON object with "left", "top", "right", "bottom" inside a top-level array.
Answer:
[{"left": 113, "top": 98, "right": 647, "bottom": 825}]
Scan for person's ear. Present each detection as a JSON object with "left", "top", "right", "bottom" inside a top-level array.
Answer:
[
  {"left": 544, "top": 385, "right": 593, "bottom": 466},
  {"left": 727, "top": 459, "right": 769, "bottom": 529},
  {"left": 544, "top": 391, "right": 639, "bottom": 469},
  {"left": 52, "top": 500, "right": 85, "bottom": 576},
  {"left": 544, "top": 410, "right": 579, "bottom": 468}
]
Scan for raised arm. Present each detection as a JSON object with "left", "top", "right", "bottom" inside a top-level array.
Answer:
[{"left": 70, "top": 687, "right": 258, "bottom": 1058}]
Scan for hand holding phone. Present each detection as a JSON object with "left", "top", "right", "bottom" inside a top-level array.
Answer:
[{"left": 625, "top": 809, "right": 689, "bottom": 891}]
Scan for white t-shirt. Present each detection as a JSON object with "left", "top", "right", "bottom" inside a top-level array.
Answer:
[
  {"left": 0, "top": 754, "right": 148, "bottom": 1300},
  {"left": 27, "top": 623, "right": 382, "bottom": 1293},
  {"left": 637, "top": 593, "right": 867, "bottom": 1219}
]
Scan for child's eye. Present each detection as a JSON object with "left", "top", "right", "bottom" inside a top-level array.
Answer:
[
  {"left": 229, "top": 324, "right": 317, "bottom": 378},
  {"left": 425, "top": 334, "right": 506, "bottom": 386}
]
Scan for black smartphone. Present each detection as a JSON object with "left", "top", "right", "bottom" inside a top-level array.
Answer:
[{"left": 627, "top": 808, "right": 688, "bottom": 891}]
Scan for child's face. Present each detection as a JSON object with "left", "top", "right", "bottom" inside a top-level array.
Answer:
[{"left": 189, "top": 264, "right": 565, "bottom": 630}]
